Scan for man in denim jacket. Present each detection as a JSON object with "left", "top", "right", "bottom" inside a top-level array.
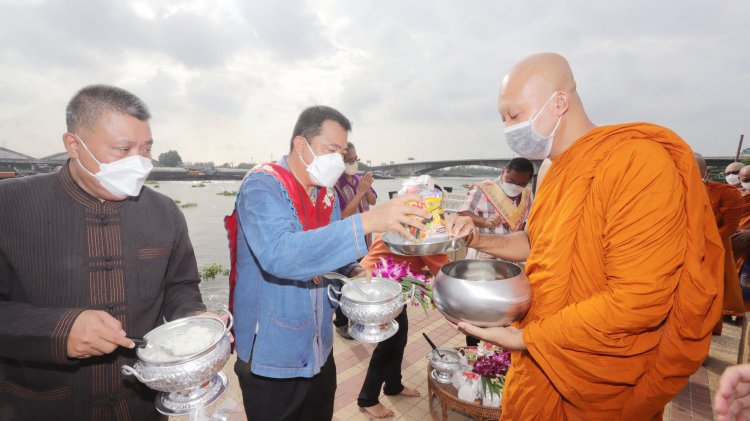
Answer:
[{"left": 231, "top": 106, "right": 427, "bottom": 421}]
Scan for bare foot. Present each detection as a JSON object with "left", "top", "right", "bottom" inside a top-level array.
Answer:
[
  {"left": 399, "top": 386, "right": 421, "bottom": 397},
  {"left": 359, "top": 403, "right": 395, "bottom": 418}
]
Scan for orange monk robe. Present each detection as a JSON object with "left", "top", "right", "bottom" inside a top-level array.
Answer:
[
  {"left": 360, "top": 234, "right": 449, "bottom": 276},
  {"left": 500, "top": 123, "right": 723, "bottom": 420},
  {"left": 733, "top": 190, "right": 750, "bottom": 301},
  {"left": 705, "top": 181, "right": 744, "bottom": 320}
]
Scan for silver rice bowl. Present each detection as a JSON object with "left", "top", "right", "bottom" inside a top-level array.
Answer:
[
  {"left": 330, "top": 277, "right": 406, "bottom": 325},
  {"left": 433, "top": 259, "right": 531, "bottom": 327},
  {"left": 121, "top": 315, "right": 231, "bottom": 392},
  {"left": 426, "top": 348, "right": 462, "bottom": 384}
]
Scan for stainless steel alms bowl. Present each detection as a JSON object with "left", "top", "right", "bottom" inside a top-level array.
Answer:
[
  {"left": 381, "top": 231, "right": 467, "bottom": 256},
  {"left": 433, "top": 260, "right": 531, "bottom": 327}
]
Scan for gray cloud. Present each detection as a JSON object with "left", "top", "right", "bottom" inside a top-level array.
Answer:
[{"left": 0, "top": 0, "right": 747, "bottom": 164}]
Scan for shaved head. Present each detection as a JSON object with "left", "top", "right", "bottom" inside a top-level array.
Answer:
[
  {"left": 740, "top": 165, "right": 750, "bottom": 182},
  {"left": 726, "top": 162, "right": 743, "bottom": 174},
  {"left": 694, "top": 153, "right": 707, "bottom": 176},
  {"left": 499, "top": 52, "right": 594, "bottom": 160}
]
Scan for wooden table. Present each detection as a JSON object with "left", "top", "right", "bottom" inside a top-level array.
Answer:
[{"left": 426, "top": 365, "right": 501, "bottom": 421}]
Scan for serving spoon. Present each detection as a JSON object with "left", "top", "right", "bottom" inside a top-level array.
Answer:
[{"left": 323, "top": 272, "right": 374, "bottom": 301}]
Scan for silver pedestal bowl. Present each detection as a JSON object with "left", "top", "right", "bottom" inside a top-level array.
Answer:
[
  {"left": 328, "top": 276, "right": 414, "bottom": 343},
  {"left": 426, "top": 347, "right": 463, "bottom": 384},
  {"left": 433, "top": 260, "right": 531, "bottom": 327},
  {"left": 121, "top": 311, "right": 233, "bottom": 416}
]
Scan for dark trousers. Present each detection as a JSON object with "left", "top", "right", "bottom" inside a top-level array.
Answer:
[
  {"left": 333, "top": 306, "right": 349, "bottom": 327},
  {"left": 235, "top": 352, "right": 337, "bottom": 421},
  {"left": 466, "top": 335, "right": 480, "bottom": 347},
  {"left": 357, "top": 309, "right": 408, "bottom": 407}
]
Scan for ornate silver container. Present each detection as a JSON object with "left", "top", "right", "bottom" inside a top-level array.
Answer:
[
  {"left": 426, "top": 347, "right": 462, "bottom": 384},
  {"left": 121, "top": 311, "right": 232, "bottom": 415},
  {"left": 433, "top": 260, "right": 531, "bottom": 327},
  {"left": 328, "top": 277, "right": 414, "bottom": 343}
]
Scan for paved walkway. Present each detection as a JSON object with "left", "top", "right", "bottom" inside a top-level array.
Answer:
[{"left": 171, "top": 310, "right": 745, "bottom": 420}]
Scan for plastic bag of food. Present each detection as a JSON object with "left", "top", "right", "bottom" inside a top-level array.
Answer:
[{"left": 398, "top": 176, "right": 448, "bottom": 241}]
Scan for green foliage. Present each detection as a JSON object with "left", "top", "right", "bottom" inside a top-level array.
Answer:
[
  {"left": 191, "top": 183, "right": 206, "bottom": 188},
  {"left": 200, "top": 263, "right": 230, "bottom": 280},
  {"left": 400, "top": 276, "right": 433, "bottom": 316},
  {"left": 158, "top": 150, "right": 183, "bottom": 167},
  {"left": 216, "top": 190, "right": 238, "bottom": 196},
  {"left": 174, "top": 199, "right": 182, "bottom": 204},
  {"left": 180, "top": 202, "right": 198, "bottom": 208}
]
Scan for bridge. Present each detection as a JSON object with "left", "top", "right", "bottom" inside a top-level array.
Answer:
[{"left": 370, "top": 156, "right": 738, "bottom": 176}]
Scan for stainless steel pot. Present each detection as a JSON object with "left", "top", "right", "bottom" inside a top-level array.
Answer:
[
  {"left": 121, "top": 311, "right": 233, "bottom": 393},
  {"left": 381, "top": 231, "right": 468, "bottom": 256},
  {"left": 433, "top": 259, "right": 531, "bottom": 327}
]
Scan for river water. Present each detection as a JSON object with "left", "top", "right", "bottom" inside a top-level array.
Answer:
[{"left": 154, "top": 176, "right": 485, "bottom": 311}]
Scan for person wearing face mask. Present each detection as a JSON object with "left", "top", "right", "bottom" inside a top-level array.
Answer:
[
  {"left": 695, "top": 154, "right": 744, "bottom": 334},
  {"left": 227, "top": 106, "right": 428, "bottom": 421},
  {"left": 444, "top": 53, "right": 723, "bottom": 419},
  {"left": 331, "top": 142, "right": 377, "bottom": 340},
  {"left": 731, "top": 165, "right": 750, "bottom": 296},
  {"left": 0, "top": 85, "right": 207, "bottom": 420},
  {"left": 725, "top": 162, "right": 743, "bottom": 187},
  {"left": 457, "top": 157, "right": 534, "bottom": 261}
]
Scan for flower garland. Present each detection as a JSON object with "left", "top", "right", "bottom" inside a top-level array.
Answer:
[{"left": 372, "top": 256, "right": 434, "bottom": 315}]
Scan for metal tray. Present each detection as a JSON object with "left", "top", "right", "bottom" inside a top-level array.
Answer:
[{"left": 381, "top": 231, "right": 468, "bottom": 256}]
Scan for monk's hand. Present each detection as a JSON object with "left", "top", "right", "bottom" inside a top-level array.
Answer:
[
  {"left": 360, "top": 193, "right": 429, "bottom": 239},
  {"left": 67, "top": 310, "right": 135, "bottom": 359},
  {"left": 732, "top": 230, "right": 750, "bottom": 248},
  {"left": 454, "top": 321, "right": 526, "bottom": 351},
  {"left": 444, "top": 214, "right": 478, "bottom": 244},
  {"left": 714, "top": 363, "right": 750, "bottom": 421}
]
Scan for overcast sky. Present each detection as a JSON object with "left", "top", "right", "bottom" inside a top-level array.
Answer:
[{"left": 1, "top": 0, "right": 748, "bottom": 165}]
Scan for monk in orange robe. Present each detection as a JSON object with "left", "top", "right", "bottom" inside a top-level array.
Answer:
[
  {"left": 696, "top": 154, "right": 744, "bottom": 333},
  {"left": 445, "top": 52, "right": 723, "bottom": 420},
  {"left": 732, "top": 166, "right": 750, "bottom": 302}
]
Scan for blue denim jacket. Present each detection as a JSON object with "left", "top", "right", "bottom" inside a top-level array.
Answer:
[{"left": 233, "top": 157, "right": 366, "bottom": 378}]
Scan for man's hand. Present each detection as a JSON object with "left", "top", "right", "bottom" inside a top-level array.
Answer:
[
  {"left": 348, "top": 265, "right": 372, "bottom": 282},
  {"left": 484, "top": 215, "right": 502, "bottom": 229},
  {"left": 453, "top": 321, "right": 526, "bottom": 351},
  {"left": 444, "top": 214, "right": 478, "bottom": 242},
  {"left": 715, "top": 363, "right": 750, "bottom": 421},
  {"left": 66, "top": 310, "right": 134, "bottom": 359},
  {"left": 732, "top": 230, "right": 750, "bottom": 249},
  {"left": 357, "top": 172, "right": 374, "bottom": 194},
  {"left": 360, "top": 193, "right": 429, "bottom": 238}
]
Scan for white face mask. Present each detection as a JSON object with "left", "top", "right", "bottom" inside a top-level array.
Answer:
[
  {"left": 75, "top": 135, "right": 153, "bottom": 199},
  {"left": 726, "top": 174, "right": 741, "bottom": 186},
  {"left": 742, "top": 181, "right": 750, "bottom": 190},
  {"left": 299, "top": 141, "right": 345, "bottom": 188},
  {"left": 344, "top": 161, "right": 359, "bottom": 175},
  {"left": 503, "top": 92, "right": 562, "bottom": 159},
  {"left": 501, "top": 182, "right": 524, "bottom": 197}
]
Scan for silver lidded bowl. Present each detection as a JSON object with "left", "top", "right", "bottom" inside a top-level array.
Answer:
[
  {"left": 121, "top": 311, "right": 233, "bottom": 415},
  {"left": 381, "top": 231, "right": 468, "bottom": 256},
  {"left": 433, "top": 260, "right": 531, "bottom": 327},
  {"left": 426, "top": 347, "right": 462, "bottom": 384},
  {"left": 328, "top": 276, "right": 414, "bottom": 343}
]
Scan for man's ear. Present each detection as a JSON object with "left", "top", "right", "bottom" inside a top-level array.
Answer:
[
  {"left": 555, "top": 91, "right": 570, "bottom": 116},
  {"left": 62, "top": 132, "right": 80, "bottom": 160}
]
